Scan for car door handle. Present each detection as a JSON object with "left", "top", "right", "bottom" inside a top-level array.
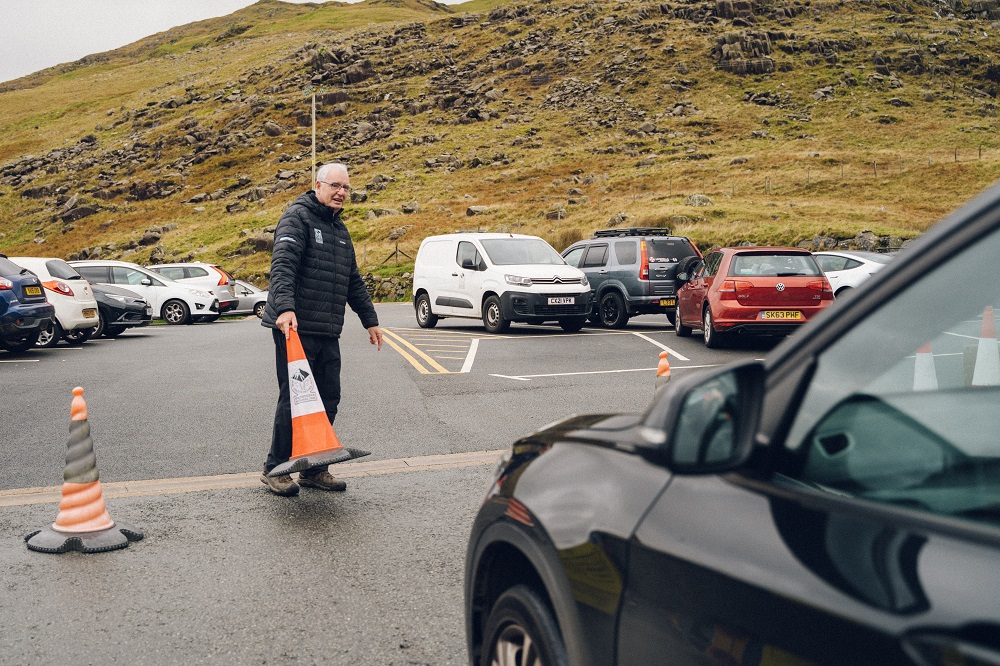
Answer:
[
  {"left": 598, "top": 270, "right": 609, "bottom": 274},
  {"left": 903, "top": 630, "right": 1000, "bottom": 665},
  {"left": 451, "top": 273, "right": 459, "bottom": 276}
]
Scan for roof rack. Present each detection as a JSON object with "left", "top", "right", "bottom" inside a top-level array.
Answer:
[{"left": 593, "top": 227, "right": 672, "bottom": 238}]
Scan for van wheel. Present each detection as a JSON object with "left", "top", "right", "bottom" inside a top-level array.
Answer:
[
  {"left": 482, "top": 295, "right": 510, "bottom": 334},
  {"left": 559, "top": 317, "right": 586, "bottom": 332},
  {"left": 415, "top": 293, "right": 438, "bottom": 328},
  {"left": 599, "top": 291, "right": 629, "bottom": 329}
]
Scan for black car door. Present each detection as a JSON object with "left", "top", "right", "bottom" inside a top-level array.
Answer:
[{"left": 618, "top": 198, "right": 1000, "bottom": 664}]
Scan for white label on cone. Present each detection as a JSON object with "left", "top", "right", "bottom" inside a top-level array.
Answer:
[{"left": 288, "top": 358, "right": 325, "bottom": 418}]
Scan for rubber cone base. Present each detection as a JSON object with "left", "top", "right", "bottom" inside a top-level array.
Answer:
[
  {"left": 25, "top": 522, "right": 143, "bottom": 554},
  {"left": 267, "top": 446, "right": 372, "bottom": 477}
]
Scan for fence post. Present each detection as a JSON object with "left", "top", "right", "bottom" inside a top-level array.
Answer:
[{"left": 873, "top": 161, "right": 877, "bottom": 177}]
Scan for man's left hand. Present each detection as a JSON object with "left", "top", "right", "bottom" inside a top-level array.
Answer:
[{"left": 368, "top": 325, "right": 383, "bottom": 351}]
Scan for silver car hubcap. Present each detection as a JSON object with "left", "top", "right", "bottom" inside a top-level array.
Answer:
[{"left": 491, "top": 625, "right": 541, "bottom": 666}]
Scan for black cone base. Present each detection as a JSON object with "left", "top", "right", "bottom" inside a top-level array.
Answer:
[
  {"left": 25, "top": 522, "right": 144, "bottom": 554},
  {"left": 268, "top": 446, "right": 361, "bottom": 477}
]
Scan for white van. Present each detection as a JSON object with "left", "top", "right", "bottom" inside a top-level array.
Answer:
[{"left": 412, "top": 233, "right": 591, "bottom": 333}]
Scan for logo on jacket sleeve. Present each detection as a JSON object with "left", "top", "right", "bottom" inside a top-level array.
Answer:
[{"left": 314, "top": 228, "right": 324, "bottom": 244}]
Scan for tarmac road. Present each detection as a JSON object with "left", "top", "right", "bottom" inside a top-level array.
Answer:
[{"left": 0, "top": 303, "right": 769, "bottom": 664}]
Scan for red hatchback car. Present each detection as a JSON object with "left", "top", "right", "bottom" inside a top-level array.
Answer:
[{"left": 675, "top": 247, "right": 833, "bottom": 347}]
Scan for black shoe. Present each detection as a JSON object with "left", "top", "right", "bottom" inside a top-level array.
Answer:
[
  {"left": 298, "top": 470, "right": 347, "bottom": 491},
  {"left": 261, "top": 471, "right": 299, "bottom": 496}
]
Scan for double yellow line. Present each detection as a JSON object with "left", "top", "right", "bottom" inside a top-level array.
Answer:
[{"left": 381, "top": 328, "right": 451, "bottom": 374}]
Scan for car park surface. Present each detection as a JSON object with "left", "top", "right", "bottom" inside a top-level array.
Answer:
[
  {"left": 675, "top": 247, "right": 834, "bottom": 348},
  {"left": 70, "top": 259, "right": 218, "bottom": 325},
  {"left": 814, "top": 249, "right": 895, "bottom": 297},
  {"left": 464, "top": 183, "right": 1000, "bottom": 666},
  {"left": 562, "top": 227, "right": 701, "bottom": 328},
  {"left": 0, "top": 254, "right": 54, "bottom": 352},
  {"left": 9, "top": 256, "right": 99, "bottom": 347}
]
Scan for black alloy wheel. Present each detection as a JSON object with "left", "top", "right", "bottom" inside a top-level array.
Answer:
[{"left": 599, "top": 291, "right": 629, "bottom": 329}]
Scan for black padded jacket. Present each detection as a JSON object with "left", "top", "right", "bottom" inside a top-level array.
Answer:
[{"left": 261, "top": 192, "right": 378, "bottom": 337}]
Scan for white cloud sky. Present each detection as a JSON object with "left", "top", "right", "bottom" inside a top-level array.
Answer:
[{"left": 0, "top": 0, "right": 463, "bottom": 84}]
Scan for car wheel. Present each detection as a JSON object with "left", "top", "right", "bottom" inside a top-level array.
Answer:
[
  {"left": 559, "top": 317, "right": 586, "bottom": 332},
  {"left": 675, "top": 307, "right": 692, "bottom": 337},
  {"left": 703, "top": 307, "right": 724, "bottom": 349},
  {"left": 835, "top": 286, "right": 853, "bottom": 299},
  {"left": 36, "top": 320, "right": 63, "bottom": 348},
  {"left": 64, "top": 326, "right": 94, "bottom": 345},
  {"left": 481, "top": 585, "right": 568, "bottom": 666},
  {"left": 665, "top": 309, "right": 676, "bottom": 326},
  {"left": 415, "top": 293, "right": 438, "bottom": 328},
  {"left": 253, "top": 302, "right": 266, "bottom": 318},
  {"left": 599, "top": 291, "right": 629, "bottom": 329},
  {"left": 93, "top": 310, "right": 107, "bottom": 338},
  {"left": 0, "top": 330, "right": 40, "bottom": 353},
  {"left": 482, "top": 295, "right": 510, "bottom": 334},
  {"left": 162, "top": 299, "right": 191, "bottom": 325}
]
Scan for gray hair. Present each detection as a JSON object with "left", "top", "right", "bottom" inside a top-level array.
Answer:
[{"left": 316, "top": 162, "right": 349, "bottom": 182}]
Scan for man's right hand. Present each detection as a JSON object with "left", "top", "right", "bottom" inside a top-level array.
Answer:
[{"left": 276, "top": 311, "right": 298, "bottom": 339}]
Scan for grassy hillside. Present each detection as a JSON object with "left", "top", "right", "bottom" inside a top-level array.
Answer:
[{"left": 1, "top": 0, "right": 998, "bottom": 287}]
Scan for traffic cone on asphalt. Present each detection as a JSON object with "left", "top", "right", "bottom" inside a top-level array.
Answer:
[
  {"left": 655, "top": 351, "right": 672, "bottom": 390},
  {"left": 972, "top": 305, "right": 1000, "bottom": 386},
  {"left": 912, "top": 344, "right": 938, "bottom": 392},
  {"left": 25, "top": 387, "right": 143, "bottom": 553},
  {"left": 267, "top": 329, "right": 370, "bottom": 477}
]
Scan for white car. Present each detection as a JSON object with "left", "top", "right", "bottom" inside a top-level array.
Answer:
[
  {"left": 69, "top": 260, "right": 218, "bottom": 325},
  {"left": 9, "top": 256, "right": 99, "bottom": 347},
  {"left": 145, "top": 262, "right": 238, "bottom": 318},
  {"left": 412, "top": 233, "right": 592, "bottom": 333},
  {"left": 232, "top": 280, "right": 268, "bottom": 318},
  {"left": 813, "top": 250, "right": 896, "bottom": 297}
]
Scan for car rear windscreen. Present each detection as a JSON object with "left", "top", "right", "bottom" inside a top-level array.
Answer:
[{"left": 729, "top": 253, "right": 822, "bottom": 277}]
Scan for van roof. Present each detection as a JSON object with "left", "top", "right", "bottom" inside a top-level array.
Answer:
[{"left": 422, "top": 233, "right": 541, "bottom": 242}]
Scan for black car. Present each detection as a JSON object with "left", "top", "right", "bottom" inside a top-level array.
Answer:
[
  {"left": 465, "top": 184, "right": 1000, "bottom": 665},
  {"left": 0, "top": 254, "right": 55, "bottom": 353},
  {"left": 90, "top": 283, "right": 152, "bottom": 338},
  {"left": 562, "top": 228, "right": 701, "bottom": 328}
]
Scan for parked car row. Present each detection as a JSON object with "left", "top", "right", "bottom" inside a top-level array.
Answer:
[{"left": 0, "top": 256, "right": 267, "bottom": 353}]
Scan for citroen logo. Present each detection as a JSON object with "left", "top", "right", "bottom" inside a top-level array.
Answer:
[
  {"left": 553, "top": 276, "right": 562, "bottom": 284},
  {"left": 776, "top": 283, "right": 785, "bottom": 291}
]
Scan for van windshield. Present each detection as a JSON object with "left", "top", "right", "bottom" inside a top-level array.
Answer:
[{"left": 480, "top": 239, "right": 565, "bottom": 265}]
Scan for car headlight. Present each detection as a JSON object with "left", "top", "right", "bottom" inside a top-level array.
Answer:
[
  {"left": 505, "top": 274, "right": 532, "bottom": 287},
  {"left": 580, "top": 275, "right": 589, "bottom": 287}
]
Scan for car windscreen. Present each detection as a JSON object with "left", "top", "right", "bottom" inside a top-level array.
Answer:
[
  {"left": 729, "top": 253, "right": 822, "bottom": 277},
  {"left": 648, "top": 239, "right": 700, "bottom": 263},
  {"left": 44, "top": 259, "right": 84, "bottom": 280},
  {"left": 479, "top": 239, "right": 565, "bottom": 265}
]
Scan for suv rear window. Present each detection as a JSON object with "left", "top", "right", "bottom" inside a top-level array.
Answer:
[
  {"left": 730, "top": 253, "right": 822, "bottom": 277},
  {"left": 648, "top": 239, "right": 700, "bottom": 263}
]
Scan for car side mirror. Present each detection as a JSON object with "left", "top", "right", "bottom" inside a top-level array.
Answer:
[
  {"left": 640, "top": 360, "right": 765, "bottom": 474},
  {"left": 141, "top": 279, "right": 152, "bottom": 286}
]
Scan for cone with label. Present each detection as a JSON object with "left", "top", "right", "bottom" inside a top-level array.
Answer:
[
  {"left": 267, "top": 329, "right": 370, "bottom": 477},
  {"left": 655, "top": 351, "right": 672, "bottom": 390},
  {"left": 972, "top": 305, "right": 1000, "bottom": 387},
  {"left": 25, "top": 387, "right": 143, "bottom": 553},
  {"left": 912, "top": 344, "right": 938, "bottom": 392}
]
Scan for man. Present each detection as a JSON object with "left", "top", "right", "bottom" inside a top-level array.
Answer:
[{"left": 260, "top": 162, "right": 383, "bottom": 497}]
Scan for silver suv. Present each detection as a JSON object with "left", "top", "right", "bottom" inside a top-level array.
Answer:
[{"left": 562, "top": 228, "right": 701, "bottom": 328}]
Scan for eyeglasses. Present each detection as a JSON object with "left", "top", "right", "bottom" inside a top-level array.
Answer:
[{"left": 319, "top": 181, "right": 351, "bottom": 193}]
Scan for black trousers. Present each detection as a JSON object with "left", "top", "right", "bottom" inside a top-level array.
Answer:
[{"left": 266, "top": 329, "right": 342, "bottom": 473}]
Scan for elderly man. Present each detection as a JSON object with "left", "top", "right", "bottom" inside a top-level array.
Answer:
[{"left": 260, "top": 162, "right": 383, "bottom": 497}]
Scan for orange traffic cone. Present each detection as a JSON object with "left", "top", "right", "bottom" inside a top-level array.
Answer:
[
  {"left": 912, "top": 344, "right": 938, "bottom": 392},
  {"left": 267, "top": 329, "right": 371, "bottom": 477},
  {"left": 972, "top": 305, "right": 1000, "bottom": 386},
  {"left": 655, "top": 351, "right": 671, "bottom": 390},
  {"left": 25, "top": 387, "right": 143, "bottom": 553}
]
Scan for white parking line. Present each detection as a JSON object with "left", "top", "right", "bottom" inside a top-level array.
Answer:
[
  {"left": 630, "top": 332, "right": 690, "bottom": 361},
  {"left": 461, "top": 338, "right": 479, "bottom": 374},
  {"left": 0, "top": 358, "right": 39, "bottom": 363},
  {"left": 491, "top": 363, "right": 721, "bottom": 381}
]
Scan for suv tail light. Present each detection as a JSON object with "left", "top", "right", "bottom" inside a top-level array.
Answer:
[
  {"left": 43, "top": 280, "right": 74, "bottom": 297},
  {"left": 639, "top": 240, "right": 649, "bottom": 280},
  {"left": 211, "top": 266, "right": 234, "bottom": 286},
  {"left": 719, "top": 280, "right": 752, "bottom": 300},
  {"left": 0, "top": 278, "right": 12, "bottom": 290},
  {"left": 808, "top": 279, "right": 834, "bottom": 300}
]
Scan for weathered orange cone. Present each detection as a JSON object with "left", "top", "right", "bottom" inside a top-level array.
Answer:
[
  {"left": 25, "top": 387, "right": 143, "bottom": 553},
  {"left": 972, "top": 306, "right": 1000, "bottom": 386},
  {"left": 655, "top": 351, "right": 672, "bottom": 390},
  {"left": 267, "top": 329, "right": 370, "bottom": 477},
  {"left": 912, "top": 344, "right": 938, "bottom": 392}
]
